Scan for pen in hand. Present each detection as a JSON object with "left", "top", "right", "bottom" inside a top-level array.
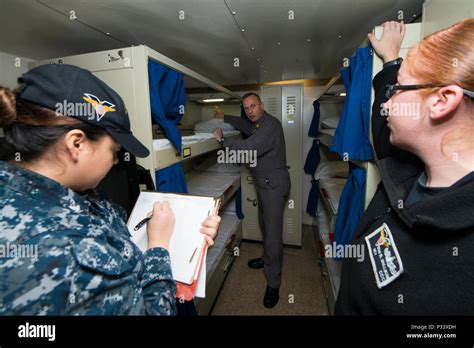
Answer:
[{"left": 134, "top": 211, "right": 153, "bottom": 231}]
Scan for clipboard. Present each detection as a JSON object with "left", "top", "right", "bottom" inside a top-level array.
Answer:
[{"left": 128, "top": 191, "right": 220, "bottom": 297}]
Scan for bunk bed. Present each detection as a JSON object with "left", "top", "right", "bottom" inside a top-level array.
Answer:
[
  {"left": 153, "top": 130, "right": 240, "bottom": 169},
  {"left": 186, "top": 159, "right": 242, "bottom": 315},
  {"left": 315, "top": 177, "right": 345, "bottom": 315},
  {"left": 314, "top": 130, "right": 347, "bottom": 314},
  {"left": 194, "top": 204, "right": 241, "bottom": 315},
  {"left": 316, "top": 128, "right": 336, "bottom": 148},
  {"left": 309, "top": 23, "right": 422, "bottom": 314}
]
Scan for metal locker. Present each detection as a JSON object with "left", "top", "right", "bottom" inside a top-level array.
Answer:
[
  {"left": 241, "top": 165, "right": 262, "bottom": 242},
  {"left": 280, "top": 84, "right": 303, "bottom": 246}
]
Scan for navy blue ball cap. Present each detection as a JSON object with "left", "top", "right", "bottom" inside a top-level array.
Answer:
[{"left": 16, "top": 64, "right": 150, "bottom": 158}]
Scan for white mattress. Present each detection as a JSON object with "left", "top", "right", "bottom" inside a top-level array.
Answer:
[
  {"left": 193, "top": 155, "right": 241, "bottom": 175},
  {"left": 206, "top": 210, "right": 240, "bottom": 278},
  {"left": 316, "top": 129, "right": 336, "bottom": 148},
  {"left": 320, "top": 115, "right": 340, "bottom": 129},
  {"left": 318, "top": 128, "right": 336, "bottom": 137},
  {"left": 153, "top": 131, "right": 240, "bottom": 151},
  {"left": 315, "top": 160, "right": 349, "bottom": 180},
  {"left": 186, "top": 171, "right": 239, "bottom": 198}
]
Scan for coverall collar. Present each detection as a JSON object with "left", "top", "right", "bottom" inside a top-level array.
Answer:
[
  {"left": 376, "top": 156, "right": 474, "bottom": 232},
  {"left": 0, "top": 160, "right": 92, "bottom": 214}
]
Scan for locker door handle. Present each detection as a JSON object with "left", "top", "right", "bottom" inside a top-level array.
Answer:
[{"left": 246, "top": 198, "right": 258, "bottom": 206}]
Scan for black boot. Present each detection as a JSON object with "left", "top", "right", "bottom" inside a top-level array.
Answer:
[
  {"left": 263, "top": 285, "right": 279, "bottom": 308},
  {"left": 247, "top": 257, "right": 264, "bottom": 269}
]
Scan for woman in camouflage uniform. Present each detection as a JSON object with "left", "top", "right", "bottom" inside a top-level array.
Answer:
[{"left": 0, "top": 64, "right": 220, "bottom": 315}]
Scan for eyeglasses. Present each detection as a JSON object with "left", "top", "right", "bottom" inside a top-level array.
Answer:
[{"left": 385, "top": 84, "right": 474, "bottom": 99}]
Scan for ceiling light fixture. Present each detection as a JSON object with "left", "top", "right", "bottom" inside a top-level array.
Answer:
[{"left": 202, "top": 98, "right": 225, "bottom": 103}]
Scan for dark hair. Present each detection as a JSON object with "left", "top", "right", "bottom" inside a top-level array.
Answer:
[
  {"left": 0, "top": 86, "right": 107, "bottom": 162},
  {"left": 241, "top": 92, "right": 261, "bottom": 102}
]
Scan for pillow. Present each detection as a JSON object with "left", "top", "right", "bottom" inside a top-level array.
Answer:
[
  {"left": 193, "top": 154, "right": 241, "bottom": 174},
  {"left": 194, "top": 118, "right": 236, "bottom": 133},
  {"left": 315, "top": 160, "right": 348, "bottom": 179}
]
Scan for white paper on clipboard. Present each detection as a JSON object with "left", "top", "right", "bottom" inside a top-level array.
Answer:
[{"left": 128, "top": 192, "right": 216, "bottom": 285}]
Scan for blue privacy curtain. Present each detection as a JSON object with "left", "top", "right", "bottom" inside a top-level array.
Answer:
[
  {"left": 334, "top": 163, "right": 366, "bottom": 249},
  {"left": 149, "top": 60, "right": 188, "bottom": 194},
  {"left": 306, "top": 179, "right": 319, "bottom": 217},
  {"left": 330, "top": 46, "right": 373, "bottom": 248},
  {"left": 155, "top": 163, "right": 188, "bottom": 194},
  {"left": 148, "top": 59, "right": 186, "bottom": 152},
  {"left": 304, "top": 139, "right": 321, "bottom": 177},
  {"left": 330, "top": 46, "right": 374, "bottom": 161},
  {"left": 304, "top": 100, "right": 322, "bottom": 217},
  {"left": 308, "top": 100, "right": 320, "bottom": 138}
]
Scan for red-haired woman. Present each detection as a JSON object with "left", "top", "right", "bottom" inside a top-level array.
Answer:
[{"left": 336, "top": 19, "right": 474, "bottom": 315}]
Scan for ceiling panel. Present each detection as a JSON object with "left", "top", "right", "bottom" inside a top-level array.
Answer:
[
  {"left": 228, "top": 0, "right": 423, "bottom": 82},
  {"left": 0, "top": 0, "right": 423, "bottom": 86}
]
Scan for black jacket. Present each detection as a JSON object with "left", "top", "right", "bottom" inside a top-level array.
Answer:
[{"left": 335, "top": 65, "right": 474, "bottom": 315}]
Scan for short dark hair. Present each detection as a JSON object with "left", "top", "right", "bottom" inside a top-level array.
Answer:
[{"left": 241, "top": 92, "right": 261, "bottom": 102}]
